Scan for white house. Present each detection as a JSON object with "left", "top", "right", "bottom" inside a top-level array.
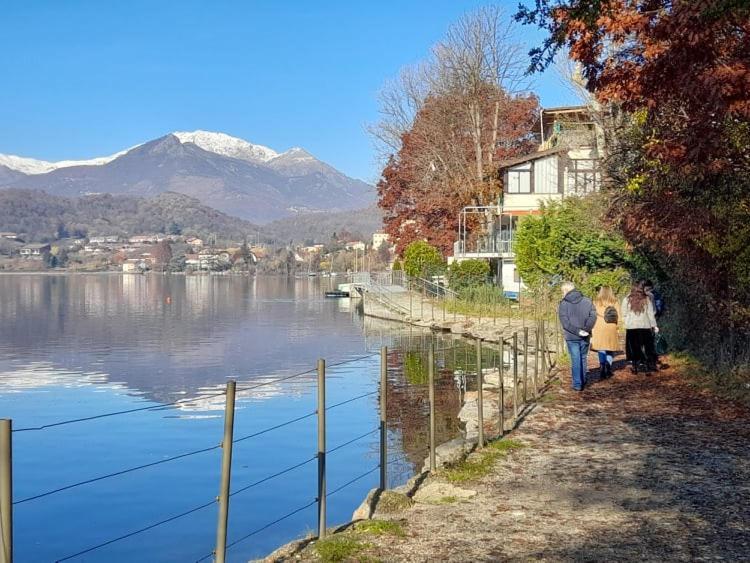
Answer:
[
  {"left": 345, "top": 241, "right": 366, "bottom": 251},
  {"left": 19, "top": 243, "right": 51, "bottom": 258},
  {"left": 186, "top": 237, "right": 204, "bottom": 249},
  {"left": 122, "top": 259, "right": 147, "bottom": 273},
  {"left": 452, "top": 105, "right": 604, "bottom": 295},
  {"left": 372, "top": 232, "right": 390, "bottom": 250},
  {"left": 89, "top": 236, "right": 120, "bottom": 244},
  {"left": 129, "top": 234, "right": 159, "bottom": 244}
]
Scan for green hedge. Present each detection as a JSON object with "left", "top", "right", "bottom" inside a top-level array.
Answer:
[{"left": 447, "top": 259, "right": 490, "bottom": 290}]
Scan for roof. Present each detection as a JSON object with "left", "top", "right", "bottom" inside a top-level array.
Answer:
[
  {"left": 541, "top": 105, "right": 591, "bottom": 115},
  {"left": 498, "top": 147, "right": 566, "bottom": 169},
  {"left": 22, "top": 243, "right": 51, "bottom": 249}
]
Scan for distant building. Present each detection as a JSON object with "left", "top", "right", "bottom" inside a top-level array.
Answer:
[
  {"left": 345, "top": 241, "right": 366, "bottom": 251},
  {"left": 129, "top": 235, "right": 159, "bottom": 244},
  {"left": 189, "top": 249, "right": 228, "bottom": 270},
  {"left": 250, "top": 245, "right": 267, "bottom": 259},
  {"left": 19, "top": 243, "right": 51, "bottom": 258},
  {"left": 185, "top": 237, "right": 204, "bottom": 249},
  {"left": 372, "top": 233, "right": 390, "bottom": 250},
  {"left": 89, "top": 236, "right": 120, "bottom": 244},
  {"left": 0, "top": 232, "right": 19, "bottom": 241},
  {"left": 122, "top": 259, "right": 146, "bottom": 273},
  {"left": 185, "top": 253, "right": 201, "bottom": 268},
  {"left": 302, "top": 244, "right": 325, "bottom": 254}
]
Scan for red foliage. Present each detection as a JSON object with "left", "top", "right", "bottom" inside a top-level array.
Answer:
[
  {"left": 520, "top": 0, "right": 750, "bottom": 171},
  {"left": 519, "top": 0, "right": 750, "bottom": 358},
  {"left": 378, "top": 92, "right": 539, "bottom": 255}
]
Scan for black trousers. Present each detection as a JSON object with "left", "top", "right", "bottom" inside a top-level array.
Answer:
[{"left": 625, "top": 329, "right": 657, "bottom": 366}]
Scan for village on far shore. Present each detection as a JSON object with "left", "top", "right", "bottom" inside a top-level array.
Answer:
[{"left": 0, "top": 230, "right": 394, "bottom": 275}]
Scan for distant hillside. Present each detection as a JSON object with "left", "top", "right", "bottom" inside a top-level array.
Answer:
[
  {"left": 264, "top": 206, "right": 383, "bottom": 244},
  {"left": 0, "top": 189, "right": 261, "bottom": 242}
]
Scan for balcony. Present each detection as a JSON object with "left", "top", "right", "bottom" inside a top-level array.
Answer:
[{"left": 453, "top": 235, "right": 514, "bottom": 260}]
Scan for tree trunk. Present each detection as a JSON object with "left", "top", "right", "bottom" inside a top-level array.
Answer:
[{"left": 489, "top": 99, "right": 500, "bottom": 168}]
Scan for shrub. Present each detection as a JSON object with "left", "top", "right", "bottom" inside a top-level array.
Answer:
[
  {"left": 578, "top": 268, "right": 632, "bottom": 298},
  {"left": 402, "top": 241, "right": 445, "bottom": 278},
  {"left": 447, "top": 259, "right": 490, "bottom": 290},
  {"left": 514, "top": 197, "right": 632, "bottom": 291}
]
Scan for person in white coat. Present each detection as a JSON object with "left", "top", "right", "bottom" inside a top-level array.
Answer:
[{"left": 622, "top": 283, "right": 658, "bottom": 374}]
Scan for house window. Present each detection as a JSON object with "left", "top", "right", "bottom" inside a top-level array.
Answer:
[
  {"left": 533, "top": 156, "right": 559, "bottom": 194},
  {"left": 566, "top": 159, "right": 600, "bottom": 195},
  {"left": 507, "top": 163, "right": 531, "bottom": 194},
  {"left": 513, "top": 268, "right": 521, "bottom": 283}
]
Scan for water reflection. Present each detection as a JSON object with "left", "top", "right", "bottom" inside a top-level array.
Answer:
[
  {"left": 0, "top": 275, "right": 367, "bottom": 405},
  {"left": 0, "top": 274, "right": 492, "bottom": 562}
]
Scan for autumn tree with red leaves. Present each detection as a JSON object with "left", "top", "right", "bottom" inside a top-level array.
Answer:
[
  {"left": 372, "top": 7, "right": 540, "bottom": 255},
  {"left": 518, "top": 0, "right": 750, "bottom": 369}
]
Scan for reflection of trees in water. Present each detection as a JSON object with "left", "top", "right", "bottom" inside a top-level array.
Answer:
[
  {"left": 384, "top": 332, "right": 478, "bottom": 469},
  {"left": 0, "top": 275, "right": 368, "bottom": 403}
]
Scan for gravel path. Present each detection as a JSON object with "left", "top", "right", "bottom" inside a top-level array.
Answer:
[{"left": 329, "top": 361, "right": 750, "bottom": 562}]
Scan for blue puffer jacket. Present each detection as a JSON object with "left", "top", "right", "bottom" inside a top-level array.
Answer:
[{"left": 559, "top": 289, "right": 596, "bottom": 341}]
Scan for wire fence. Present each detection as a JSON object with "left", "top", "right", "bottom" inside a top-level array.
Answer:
[
  {"left": 12, "top": 351, "right": 382, "bottom": 435},
  {"left": 0, "top": 331, "right": 560, "bottom": 563}
]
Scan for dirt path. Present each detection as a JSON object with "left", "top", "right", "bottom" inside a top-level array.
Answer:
[{"left": 285, "top": 360, "right": 750, "bottom": 562}]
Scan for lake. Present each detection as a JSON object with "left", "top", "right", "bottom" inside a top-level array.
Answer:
[{"left": 0, "top": 274, "right": 479, "bottom": 562}]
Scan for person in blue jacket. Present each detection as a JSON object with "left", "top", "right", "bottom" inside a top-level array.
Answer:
[{"left": 558, "top": 282, "right": 597, "bottom": 391}]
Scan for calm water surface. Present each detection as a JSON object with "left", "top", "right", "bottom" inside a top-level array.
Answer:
[{"left": 0, "top": 274, "right": 475, "bottom": 562}]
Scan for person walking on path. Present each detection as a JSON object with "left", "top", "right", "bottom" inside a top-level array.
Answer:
[
  {"left": 622, "top": 283, "right": 659, "bottom": 374},
  {"left": 559, "top": 282, "right": 596, "bottom": 391},
  {"left": 591, "top": 286, "right": 621, "bottom": 379},
  {"left": 643, "top": 279, "right": 668, "bottom": 367},
  {"left": 643, "top": 280, "right": 665, "bottom": 319}
]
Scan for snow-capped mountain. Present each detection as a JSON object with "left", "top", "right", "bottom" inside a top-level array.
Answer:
[
  {"left": 0, "top": 148, "right": 130, "bottom": 175},
  {"left": 0, "top": 131, "right": 374, "bottom": 223},
  {"left": 173, "top": 130, "right": 279, "bottom": 163}
]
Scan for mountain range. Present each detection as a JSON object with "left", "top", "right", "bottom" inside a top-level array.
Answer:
[{"left": 0, "top": 131, "right": 375, "bottom": 224}]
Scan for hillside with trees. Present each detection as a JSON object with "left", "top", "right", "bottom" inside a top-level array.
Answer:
[
  {"left": 0, "top": 189, "right": 262, "bottom": 243},
  {"left": 263, "top": 206, "right": 383, "bottom": 245}
]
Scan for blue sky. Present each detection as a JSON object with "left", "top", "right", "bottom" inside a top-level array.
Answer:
[{"left": 0, "top": 1, "right": 574, "bottom": 182}]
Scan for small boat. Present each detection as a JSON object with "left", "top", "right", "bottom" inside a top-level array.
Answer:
[{"left": 325, "top": 290, "right": 350, "bottom": 298}]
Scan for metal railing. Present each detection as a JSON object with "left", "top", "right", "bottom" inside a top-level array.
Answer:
[
  {"left": 0, "top": 324, "right": 563, "bottom": 563},
  {"left": 346, "top": 271, "right": 406, "bottom": 287},
  {"left": 453, "top": 236, "right": 514, "bottom": 258}
]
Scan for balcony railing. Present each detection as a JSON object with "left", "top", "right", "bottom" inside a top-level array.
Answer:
[{"left": 454, "top": 236, "right": 514, "bottom": 258}]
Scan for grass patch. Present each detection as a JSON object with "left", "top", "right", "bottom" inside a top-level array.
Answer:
[
  {"left": 441, "top": 298, "right": 552, "bottom": 322},
  {"left": 436, "top": 495, "right": 458, "bottom": 504},
  {"left": 487, "top": 438, "right": 524, "bottom": 453},
  {"left": 537, "top": 391, "right": 559, "bottom": 404},
  {"left": 376, "top": 490, "right": 414, "bottom": 514},
  {"left": 671, "top": 352, "right": 750, "bottom": 406},
  {"left": 314, "top": 535, "right": 370, "bottom": 563},
  {"left": 354, "top": 519, "right": 405, "bottom": 537},
  {"left": 441, "top": 439, "right": 524, "bottom": 483}
]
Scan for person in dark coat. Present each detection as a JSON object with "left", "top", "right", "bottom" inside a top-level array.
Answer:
[{"left": 558, "top": 282, "right": 597, "bottom": 391}]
